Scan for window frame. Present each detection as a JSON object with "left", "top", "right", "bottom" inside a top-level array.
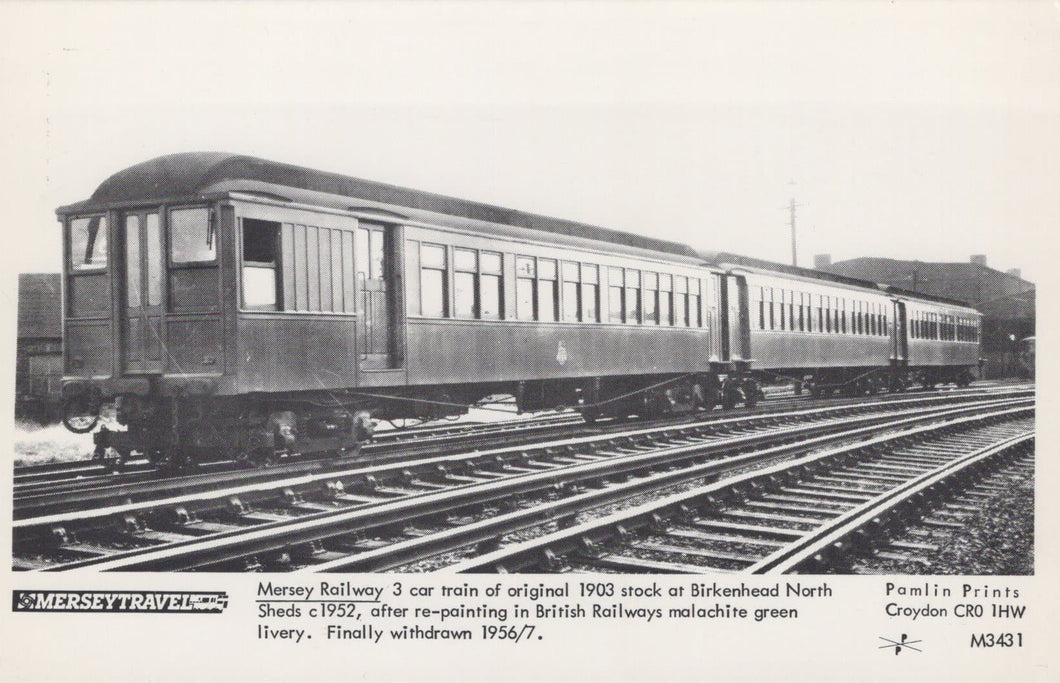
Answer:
[{"left": 168, "top": 205, "right": 218, "bottom": 266}]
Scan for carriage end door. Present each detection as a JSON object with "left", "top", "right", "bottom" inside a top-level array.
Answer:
[
  {"left": 893, "top": 301, "right": 908, "bottom": 362},
  {"left": 121, "top": 211, "right": 165, "bottom": 375},
  {"left": 356, "top": 222, "right": 401, "bottom": 370}
]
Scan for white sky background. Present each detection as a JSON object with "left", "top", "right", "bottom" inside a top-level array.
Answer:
[{"left": 0, "top": 2, "right": 1057, "bottom": 284}]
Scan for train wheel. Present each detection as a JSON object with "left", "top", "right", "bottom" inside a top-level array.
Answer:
[
  {"left": 721, "top": 385, "right": 743, "bottom": 410},
  {"left": 743, "top": 381, "right": 760, "bottom": 409},
  {"left": 62, "top": 397, "right": 100, "bottom": 434},
  {"left": 252, "top": 449, "right": 279, "bottom": 469}
]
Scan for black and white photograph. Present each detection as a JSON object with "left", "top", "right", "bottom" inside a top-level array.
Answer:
[{"left": 2, "top": 2, "right": 1056, "bottom": 680}]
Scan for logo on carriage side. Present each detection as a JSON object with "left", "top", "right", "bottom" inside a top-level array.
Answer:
[{"left": 556, "top": 341, "right": 568, "bottom": 365}]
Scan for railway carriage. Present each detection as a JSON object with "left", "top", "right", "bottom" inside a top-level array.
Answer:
[
  {"left": 56, "top": 152, "right": 983, "bottom": 468},
  {"left": 702, "top": 254, "right": 981, "bottom": 395},
  {"left": 57, "top": 153, "right": 741, "bottom": 467}
]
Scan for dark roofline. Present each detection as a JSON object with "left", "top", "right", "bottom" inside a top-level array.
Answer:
[
  {"left": 829, "top": 256, "right": 1034, "bottom": 287},
  {"left": 60, "top": 152, "right": 700, "bottom": 260}
]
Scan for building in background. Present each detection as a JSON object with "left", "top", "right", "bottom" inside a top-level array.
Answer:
[
  {"left": 816, "top": 255, "right": 1035, "bottom": 378},
  {"left": 16, "top": 273, "right": 63, "bottom": 422}
]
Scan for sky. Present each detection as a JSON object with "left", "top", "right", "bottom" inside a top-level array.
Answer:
[{"left": 0, "top": 2, "right": 1057, "bottom": 285}]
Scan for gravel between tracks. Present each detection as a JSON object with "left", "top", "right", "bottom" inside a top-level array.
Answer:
[{"left": 854, "top": 468, "right": 1034, "bottom": 575}]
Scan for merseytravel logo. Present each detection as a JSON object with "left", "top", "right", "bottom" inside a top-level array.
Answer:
[{"left": 12, "top": 590, "right": 228, "bottom": 614}]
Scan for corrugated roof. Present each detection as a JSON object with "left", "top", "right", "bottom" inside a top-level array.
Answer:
[
  {"left": 18, "top": 273, "right": 61, "bottom": 339},
  {"left": 62, "top": 152, "right": 701, "bottom": 259}
]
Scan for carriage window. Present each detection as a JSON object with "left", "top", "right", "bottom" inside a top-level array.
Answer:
[
  {"left": 539, "top": 258, "right": 558, "bottom": 322},
  {"left": 582, "top": 264, "right": 599, "bottom": 323},
  {"left": 70, "top": 216, "right": 108, "bottom": 271},
  {"left": 240, "top": 219, "right": 279, "bottom": 310},
  {"left": 690, "top": 278, "right": 702, "bottom": 327},
  {"left": 516, "top": 257, "right": 536, "bottom": 321},
  {"left": 673, "top": 275, "right": 686, "bottom": 327},
  {"left": 660, "top": 274, "right": 673, "bottom": 326},
  {"left": 608, "top": 266, "right": 624, "bottom": 323},
  {"left": 643, "top": 272, "right": 658, "bottom": 324},
  {"left": 420, "top": 244, "right": 448, "bottom": 317},
  {"left": 454, "top": 248, "right": 477, "bottom": 318},
  {"left": 625, "top": 269, "right": 642, "bottom": 324},
  {"left": 480, "top": 251, "right": 503, "bottom": 320},
  {"left": 170, "top": 208, "right": 214, "bottom": 263},
  {"left": 562, "top": 262, "right": 581, "bottom": 322}
]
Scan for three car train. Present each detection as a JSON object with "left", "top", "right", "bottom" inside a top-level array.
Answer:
[{"left": 57, "top": 152, "right": 982, "bottom": 467}]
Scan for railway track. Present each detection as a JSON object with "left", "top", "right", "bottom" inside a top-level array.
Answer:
[
  {"left": 13, "top": 391, "right": 1031, "bottom": 572},
  {"left": 13, "top": 388, "right": 1029, "bottom": 522},
  {"left": 12, "top": 383, "right": 1031, "bottom": 500},
  {"left": 12, "top": 409, "right": 584, "bottom": 489},
  {"left": 445, "top": 408, "right": 1032, "bottom": 574}
]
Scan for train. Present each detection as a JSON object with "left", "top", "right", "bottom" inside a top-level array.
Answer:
[{"left": 56, "top": 152, "right": 982, "bottom": 468}]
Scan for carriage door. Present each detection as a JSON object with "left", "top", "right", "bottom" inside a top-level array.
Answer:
[
  {"left": 728, "top": 274, "right": 751, "bottom": 362},
  {"left": 892, "top": 301, "right": 908, "bottom": 362},
  {"left": 121, "top": 211, "right": 165, "bottom": 374},
  {"left": 356, "top": 222, "right": 397, "bottom": 369}
]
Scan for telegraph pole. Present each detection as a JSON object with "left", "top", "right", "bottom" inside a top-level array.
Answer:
[
  {"left": 788, "top": 197, "right": 798, "bottom": 267},
  {"left": 781, "top": 181, "right": 802, "bottom": 267}
]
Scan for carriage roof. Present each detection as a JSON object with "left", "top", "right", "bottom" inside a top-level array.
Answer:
[{"left": 58, "top": 152, "right": 701, "bottom": 260}]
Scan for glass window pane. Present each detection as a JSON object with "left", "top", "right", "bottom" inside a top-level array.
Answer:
[
  {"left": 454, "top": 271, "right": 476, "bottom": 318},
  {"left": 675, "top": 294, "right": 686, "bottom": 327},
  {"left": 539, "top": 280, "right": 557, "bottom": 320},
  {"left": 243, "top": 266, "right": 277, "bottom": 308},
  {"left": 582, "top": 264, "right": 598, "bottom": 284},
  {"left": 170, "top": 208, "right": 214, "bottom": 263},
  {"left": 643, "top": 289, "right": 658, "bottom": 324},
  {"left": 455, "top": 248, "right": 477, "bottom": 272},
  {"left": 516, "top": 257, "right": 536, "bottom": 277},
  {"left": 609, "top": 286, "right": 624, "bottom": 323},
  {"left": 517, "top": 278, "right": 535, "bottom": 320},
  {"left": 625, "top": 287, "right": 640, "bottom": 323},
  {"left": 539, "top": 258, "right": 557, "bottom": 280},
  {"left": 563, "top": 281, "right": 580, "bottom": 321},
  {"left": 562, "top": 261, "right": 579, "bottom": 282},
  {"left": 125, "top": 215, "right": 141, "bottom": 308},
  {"left": 421, "top": 243, "right": 445, "bottom": 269},
  {"left": 369, "top": 229, "right": 384, "bottom": 279},
  {"left": 660, "top": 273, "right": 672, "bottom": 291},
  {"left": 675, "top": 275, "right": 687, "bottom": 294},
  {"left": 625, "top": 269, "right": 640, "bottom": 288},
  {"left": 481, "top": 274, "right": 501, "bottom": 319},
  {"left": 421, "top": 270, "right": 445, "bottom": 316},
  {"left": 608, "top": 267, "right": 623, "bottom": 285},
  {"left": 481, "top": 251, "right": 502, "bottom": 274},
  {"left": 582, "top": 283, "right": 599, "bottom": 322},
  {"left": 644, "top": 271, "right": 658, "bottom": 290},
  {"left": 71, "top": 216, "right": 108, "bottom": 271},
  {"left": 146, "top": 214, "right": 162, "bottom": 307},
  {"left": 660, "top": 291, "right": 672, "bottom": 325}
]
